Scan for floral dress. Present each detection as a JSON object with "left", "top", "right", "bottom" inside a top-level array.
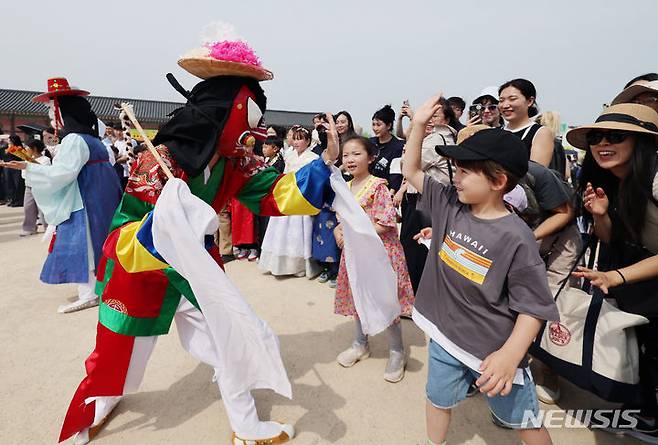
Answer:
[{"left": 334, "top": 175, "right": 415, "bottom": 317}]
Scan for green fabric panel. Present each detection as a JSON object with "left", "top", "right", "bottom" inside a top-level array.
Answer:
[
  {"left": 164, "top": 268, "right": 200, "bottom": 311},
  {"left": 236, "top": 166, "right": 281, "bottom": 214},
  {"left": 187, "top": 158, "right": 226, "bottom": 205},
  {"left": 110, "top": 193, "right": 155, "bottom": 232},
  {"left": 99, "top": 297, "right": 177, "bottom": 337},
  {"left": 97, "top": 267, "right": 186, "bottom": 337},
  {"left": 153, "top": 281, "right": 185, "bottom": 334},
  {"left": 94, "top": 258, "right": 115, "bottom": 297}
]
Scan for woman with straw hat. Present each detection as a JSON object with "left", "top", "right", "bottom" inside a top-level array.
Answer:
[{"left": 567, "top": 103, "right": 658, "bottom": 443}]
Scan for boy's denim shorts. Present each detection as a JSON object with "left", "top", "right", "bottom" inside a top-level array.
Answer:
[{"left": 426, "top": 339, "right": 541, "bottom": 429}]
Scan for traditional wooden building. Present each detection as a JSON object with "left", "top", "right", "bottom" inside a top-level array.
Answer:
[{"left": 0, "top": 88, "right": 317, "bottom": 138}]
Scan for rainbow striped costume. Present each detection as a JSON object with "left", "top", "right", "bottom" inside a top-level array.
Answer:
[
  {"left": 59, "top": 144, "right": 331, "bottom": 442},
  {"left": 97, "top": 145, "right": 329, "bottom": 335}
]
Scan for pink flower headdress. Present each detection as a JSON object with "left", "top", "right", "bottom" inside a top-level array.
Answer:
[{"left": 178, "top": 22, "right": 273, "bottom": 81}]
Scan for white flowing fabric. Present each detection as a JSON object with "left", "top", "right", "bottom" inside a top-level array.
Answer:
[
  {"left": 329, "top": 166, "right": 400, "bottom": 335},
  {"left": 151, "top": 178, "right": 291, "bottom": 399}
]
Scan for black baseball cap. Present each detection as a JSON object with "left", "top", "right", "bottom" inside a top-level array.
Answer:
[{"left": 436, "top": 128, "right": 528, "bottom": 177}]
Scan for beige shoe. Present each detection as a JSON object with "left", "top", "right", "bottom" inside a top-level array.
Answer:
[
  {"left": 232, "top": 423, "right": 294, "bottom": 444},
  {"left": 536, "top": 372, "right": 561, "bottom": 404},
  {"left": 536, "top": 383, "right": 560, "bottom": 404},
  {"left": 58, "top": 297, "right": 99, "bottom": 314},
  {"left": 337, "top": 343, "right": 370, "bottom": 367}
]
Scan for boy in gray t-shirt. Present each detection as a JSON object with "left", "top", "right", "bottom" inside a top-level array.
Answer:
[{"left": 402, "top": 94, "right": 559, "bottom": 445}]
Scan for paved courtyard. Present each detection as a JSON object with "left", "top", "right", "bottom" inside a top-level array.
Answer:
[{"left": 0, "top": 205, "right": 639, "bottom": 444}]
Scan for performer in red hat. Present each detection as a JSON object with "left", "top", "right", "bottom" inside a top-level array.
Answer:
[
  {"left": 1, "top": 77, "right": 122, "bottom": 313},
  {"left": 58, "top": 31, "right": 341, "bottom": 445}
]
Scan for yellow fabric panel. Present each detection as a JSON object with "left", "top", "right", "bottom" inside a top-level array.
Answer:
[
  {"left": 272, "top": 173, "right": 320, "bottom": 215},
  {"left": 115, "top": 218, "right": 169, "bottom": 273}
]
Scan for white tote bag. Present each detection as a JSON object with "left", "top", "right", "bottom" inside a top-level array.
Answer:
[{"left": 531, "top": 283, "right": 649, "bottom": 402}]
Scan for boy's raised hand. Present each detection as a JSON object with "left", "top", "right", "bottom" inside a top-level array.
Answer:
[{"left": 411, "top": 92, "right": 444, "bottom": 127}]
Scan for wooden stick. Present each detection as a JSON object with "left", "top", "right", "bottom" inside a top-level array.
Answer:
[{"left": 119, "top": 102, "right": 174, "bottom": 179}]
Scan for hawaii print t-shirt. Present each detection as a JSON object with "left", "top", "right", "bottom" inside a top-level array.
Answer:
[{"left": 414, "top": 175, "right": 559, "bottom": 367}]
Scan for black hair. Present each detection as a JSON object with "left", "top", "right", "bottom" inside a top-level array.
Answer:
[
  {"left": 578, "top": 133, "right": 658, "bottom": 247},
  {"left": 624, "top": 73, "right": 658, "bottom": 89},
  {"left": 112, "top": 122, "right": 124, "bottom": 130},
  {"left": 267, "top": 125, "right": 286, "bottom": 140},
  {"left": 133, "top": 143, "right": 148, "bottom": 155},
  {"left": 473, "top": 96, "right": 504, "bottom": 127},
  {"left": 438, "top": 97, "right": 461, "bottom": 130},
  {"left": 58, "top": 96, "right": 100, "bottom": 138},
  {"left": 263, "top": 136, "right": 283, "bottom": 149},
  {"left": 27, "top": 138, "right": 46, "bottom": 154},
  {"left": 342, "top": 135, "right": 378, "bottom": 157},
  {"left": 335, "top": 110, "right": 356, "bottom": 141},
  {"left": 372, "top": 105, "right": 395, "bottom": 130},
  {"left": 499, "top": 78, "right": 539, "bottom": 117},
  {"left": 9, "top": 134, "right": 22, "bottom": 147},
  {"left": 447, "top": 96, "right": 466, "bottom": 111},
  {"left": 43, "top": 127, "right": 56, "bottom": 136}
]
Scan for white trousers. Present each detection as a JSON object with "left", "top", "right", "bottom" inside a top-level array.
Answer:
[
  {"left": 93, "top": 298, "right": 261, "bottom": 435},
  {"left": 77, "top": 271, "right": 97, "bottom": 303}
]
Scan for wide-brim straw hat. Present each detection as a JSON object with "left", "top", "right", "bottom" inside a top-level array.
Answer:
[
  {"left": 178, "top": 58, "right": 273, "bottom": 81},
  {"left": 565, "top": 103, "right": 658, "bottom": 149},
  {"left": 611, "top": 80, "right": 658, "bottom": 106}
]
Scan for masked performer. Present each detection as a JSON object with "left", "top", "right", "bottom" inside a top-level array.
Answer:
[
  {"left": 58, "top": 35, "right": 340, "bottom": 445},
  {"left": 1, "top": 78, "right": 122, "bottom": 313}
]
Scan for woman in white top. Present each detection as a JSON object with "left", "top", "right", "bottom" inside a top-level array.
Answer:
[{"left": 259, "top": 126, "right": 320, "bottom": 277}]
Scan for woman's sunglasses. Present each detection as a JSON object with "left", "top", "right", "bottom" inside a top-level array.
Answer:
[
  {"left": 586, "top": 130, "right": 632, "bottom": 146},
  {"left": 469, "top": 104, "right": 498, "bottom": 113}
]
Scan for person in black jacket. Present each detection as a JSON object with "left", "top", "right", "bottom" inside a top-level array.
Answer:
[
  {"left": 369, "top": 104, "right": 405, "bottom": 192},
  {"left": 6, "top": 135, "right": 26, "bottom": 207}
]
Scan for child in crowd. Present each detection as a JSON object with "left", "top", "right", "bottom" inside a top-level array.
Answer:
[
  {"left": 262, "top": 136, "right": 285, "bottom": 173},
  {"left": 333, "top": 135, "right": 415, "bottom": 383},
  {"left": 21, "top": 139, "right": 51, "bottom": 236},
  {"left": 402, "top": 93, "right": 558, "bottom": 445},
  {"left": 255, "top": 136, "right": 286, "bottom": 250},
  {"left": 259, "top": 126, "right": 320, "bottom": 277},
  {"left": 230, "top": 139, "right": 262, "bottom": 261},
  {"left": 312, "top": 195, "right": 340, "bottom": 287}
]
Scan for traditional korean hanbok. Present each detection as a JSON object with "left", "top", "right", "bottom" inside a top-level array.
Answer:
[
  {"left": 25, "top": 83, "right": 122, "bottom": 313},
  {"left": 259, "top": 147, "right": 320, "bottom": 277}
]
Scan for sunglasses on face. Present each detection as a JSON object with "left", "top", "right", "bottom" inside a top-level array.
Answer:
[
  {"left": 469, "top": 104, "right": 498, "bottom": 113},
  {"left": 586, "top": 130, "right": 632, "bottom": 146}
]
